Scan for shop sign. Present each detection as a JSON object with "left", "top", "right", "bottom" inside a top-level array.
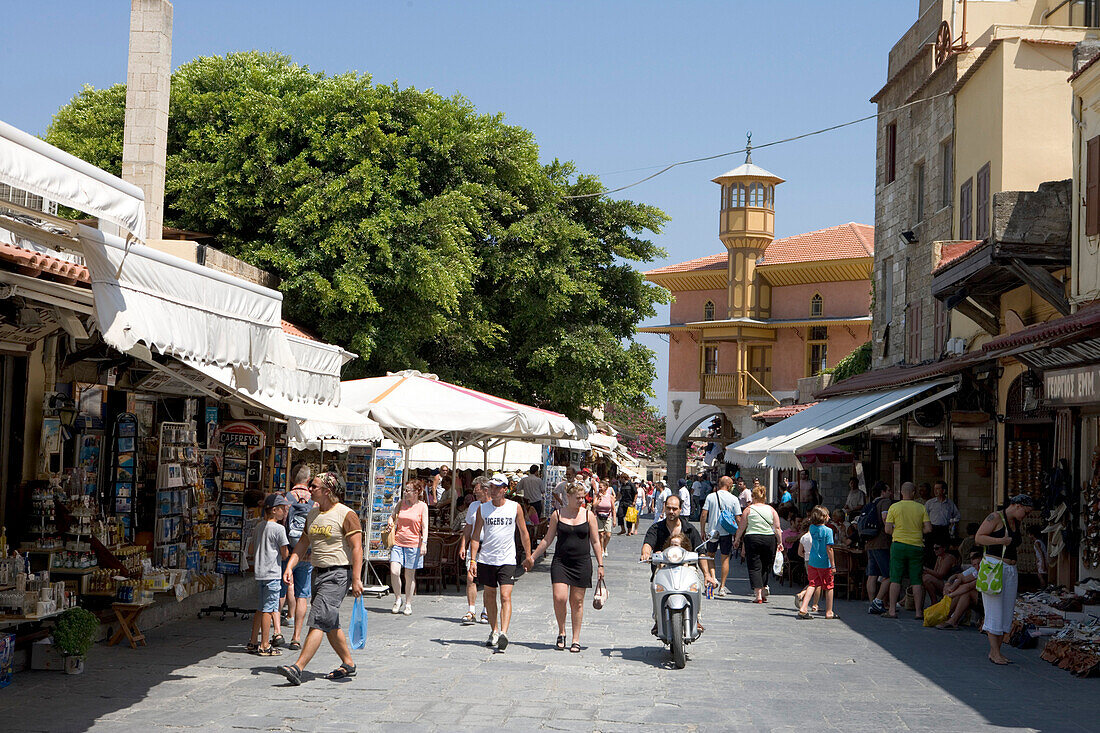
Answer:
[
  {"left": 218, "top": 420, "right": 264, "bottom": 447},
  {"left": 1044, "top": 364, "right": 1100, "bottom": 406}
]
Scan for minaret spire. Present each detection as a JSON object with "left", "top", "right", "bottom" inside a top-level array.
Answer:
[{"left": 745, "top": 131, "right": 753, "bottom": 164}]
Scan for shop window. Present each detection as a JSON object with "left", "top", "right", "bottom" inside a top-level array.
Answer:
[
  {"left": 1087, "top": 135, "right": 1100, "bottom": 236},
  {"left": 703, "top": 346, "right": 718, "bottom": 375},
  {"left": 807, "top": 327, "right": 827, "bottom": 377},
  {"left": 810, "top": 293, "right": 823, "bottom": 318},
  {"left": 703, "top": 300, "right": 715, "bottom": 321},
  {"left": 976, "top": 163, "right": 990, "bottom": 239},
  {"left": 906, "top": 302, "right": 922, "bottom": 362},
  {"left": 885, "top": 123, "right": 897, "bottom": 184},
  {"left": 959, "top": 177, "right": 973, "bottom": 239}
]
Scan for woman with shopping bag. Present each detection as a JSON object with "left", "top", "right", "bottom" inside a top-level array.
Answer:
[
  {"left": 524, "top": 481, "right": 604, "bottom": 653},
  {"left": 975, "top": 495, "right": 1035, "bottom": 665}
]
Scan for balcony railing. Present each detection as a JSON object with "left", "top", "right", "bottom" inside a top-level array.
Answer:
[{"left": 700, "top": 372, "right": 777, "bottom": 407}]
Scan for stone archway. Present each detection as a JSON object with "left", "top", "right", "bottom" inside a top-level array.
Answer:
[{"left": 665, "top": 405, "right": 725, "bottom": 486}]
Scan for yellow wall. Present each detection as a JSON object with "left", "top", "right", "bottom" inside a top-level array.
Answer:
[
  {"left": 1072, "top": 58, "right": 1100, "bottom": 304},
  {"left": 955, "top": 37, "right": 1077, "bottom": 238}
]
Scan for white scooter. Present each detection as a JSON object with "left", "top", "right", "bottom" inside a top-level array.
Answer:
[{"left": 645, "top": 534, "right": 712, "bottom": 669}]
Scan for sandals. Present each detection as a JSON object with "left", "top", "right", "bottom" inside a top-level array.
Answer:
[
  {"left": 277, "top": 664, "right": 302, "bottom": 686},
  {"left": 797, "top": 612, "right": 814, "bottom": 620},
  {"left": 256, "top": 646, "right": 282, "bottom": 657},
  {"left": 325, "top": 663, "right": 357, "bottom": 680},
  {"left": 288, "top": 640, "right": 302, "bottom": 651},
  {"left": 462, "top": 611, "right": 477, "bottom": 623},
  {"left": 569, "top": 642, "right": 581, "bottom": 653},
  {"left": 245, "top": 641, "right": 259, "bottom": 653},
  {"left": 824, "top": 614, "right": 840, "bottom": 620},
  {"left": 270, "top": 634, "right": 285, "bottom": 648},
  {"left": 555, "top": 634, "right": 566, "bottom": 651}
]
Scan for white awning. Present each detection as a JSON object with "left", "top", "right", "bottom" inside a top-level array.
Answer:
[
  {"left": 79, "top": 225, "right": 295, "bottom": 370},
  {"left": 231, "top": 334, "right": 354, "bottom": 406},
  {"left": 725, "top": 379, "right": 960, "bottom": 469},
  {"left": 182, "top": 359, "right": 381, "bottom": 448},
  {"left": 0, "top": 119, "right": 146, "bottom": 240}
]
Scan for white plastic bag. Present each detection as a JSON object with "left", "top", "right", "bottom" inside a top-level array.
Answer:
[{"left": 773, "top": 548, "right": 785, "bottom": 577}]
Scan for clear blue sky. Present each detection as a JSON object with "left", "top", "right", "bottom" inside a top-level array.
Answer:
[{"left": 3, "top": 1, "right": 915, "bottom": 411}]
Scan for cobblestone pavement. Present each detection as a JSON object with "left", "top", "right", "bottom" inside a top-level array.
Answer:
[{"left": 2, "top": 520, "right": 1094, "bottom": 732}]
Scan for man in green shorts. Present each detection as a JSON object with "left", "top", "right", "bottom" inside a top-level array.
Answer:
[{"left": 884, "top": 481, "right": 932, "bottom": 619}]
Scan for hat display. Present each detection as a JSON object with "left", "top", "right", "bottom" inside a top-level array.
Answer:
[
  {"left": 1049, "top": 531, "right": 1065, "bottom": 559},
  {"left": 1049, "top": 502, "right": 1067, "bottom": 523},
  {"left": 1041, "top": 521, "right": 1064, "bottom": 535}
]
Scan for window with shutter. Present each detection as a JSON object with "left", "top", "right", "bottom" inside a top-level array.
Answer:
[
  {"left": 1087, "top": 136, "right": 1100, "bottom": 236},
  {"left": 959, "top": 178, "right": 973, "bottom": 239},
  {"left": 976, "top": 163, "right": 990, "bottom": 239},
  {"left": 885, "top": 123, "right": 897, "bottom": 184},
  {"left": 933, "top": 299, "right": 947, "bottom": 355},
  {"left": 906, "top": 302, "right": 922, "bottom": 362}
]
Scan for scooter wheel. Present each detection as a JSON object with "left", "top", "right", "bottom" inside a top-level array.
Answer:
[{"left": 669, "top": 608, "right": 687, "bottom": 669}]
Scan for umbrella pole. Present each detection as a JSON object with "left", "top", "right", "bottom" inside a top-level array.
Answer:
[{"left": 450, "top": 440, "right": 458, "bottom": 521}]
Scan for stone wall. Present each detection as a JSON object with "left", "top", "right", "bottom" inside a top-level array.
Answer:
[{"left": 992, "top": 179, "right": 1071, "bottom": 245}]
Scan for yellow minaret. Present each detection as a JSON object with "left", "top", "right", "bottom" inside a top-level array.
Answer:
[{"left": 711, "top": 138, "right": 784, "bottom": 319}]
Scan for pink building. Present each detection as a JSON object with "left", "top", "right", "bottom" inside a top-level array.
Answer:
[{"left": 641, "top": 160, "right": 873, "bottom": 481}]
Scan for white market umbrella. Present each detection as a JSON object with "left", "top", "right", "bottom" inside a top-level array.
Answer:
[{"left": 341, "top": 370, "right": 578, "bottom": 514}]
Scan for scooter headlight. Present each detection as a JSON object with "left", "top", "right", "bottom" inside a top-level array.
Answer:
[{"left": 665, "top": 546, "right": 685, "bottom": 564}]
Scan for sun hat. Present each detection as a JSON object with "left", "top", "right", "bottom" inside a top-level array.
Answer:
[{"left": 489, "top": 473, "right": 509, "bottom": 487}]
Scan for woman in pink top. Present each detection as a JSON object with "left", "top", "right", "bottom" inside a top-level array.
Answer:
[
  {"left": 387, "top": 480, "right": 429, "bottom": 616},
  {"left": 592, "top": 479, "right": 617, "bottom": 558}
]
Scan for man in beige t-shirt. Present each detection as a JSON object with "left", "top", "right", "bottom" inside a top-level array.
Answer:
[{"left": 279, "top": 472, "right": 363, "bottom": 685}]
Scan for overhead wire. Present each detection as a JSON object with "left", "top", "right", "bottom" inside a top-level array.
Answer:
[{"left": 564, "top": 91, "right": 952, "bottom": 200}]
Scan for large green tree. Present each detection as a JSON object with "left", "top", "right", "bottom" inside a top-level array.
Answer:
[{"left": 47, "top": 52, "right": 668, "bottom": 417}]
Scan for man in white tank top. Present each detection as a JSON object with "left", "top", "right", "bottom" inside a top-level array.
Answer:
[{"left": 469, "top": 473, "right": 532, "bottom": 651}]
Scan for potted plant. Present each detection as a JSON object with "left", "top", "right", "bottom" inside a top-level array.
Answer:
[{"left": 52, "top": 607, "right": 99, "bottom": 674}]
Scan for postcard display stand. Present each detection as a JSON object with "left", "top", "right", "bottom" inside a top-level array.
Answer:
[
  {"left": 154, "top": 422, "right": 200, "bottom": 569},
  {"left": 109, "top": 414, "right": 139, "bottom": 542},
  {"left": 200, "top": 425, "right": 262, "bottom": 619},
  {"left": 366, "top": 448, "right": 403, "bottom": 561}
]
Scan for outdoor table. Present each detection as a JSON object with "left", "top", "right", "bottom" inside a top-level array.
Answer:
[{"left": 108, "top": 601, "right": 154, "bottom": 649}]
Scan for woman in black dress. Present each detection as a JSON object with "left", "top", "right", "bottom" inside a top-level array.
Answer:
[{"left": 526, "top": 481, "right": 604, "bottom": 652}]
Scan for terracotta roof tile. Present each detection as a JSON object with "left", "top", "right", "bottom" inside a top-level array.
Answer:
[
  {"left": 982, "top": 300, "right": 1100, "bottom": 352},
  {"left": 646, "top": 252, "right": 727, "bottom": 276},
  {"left": 757, "top": 223, "right": 874, "bottom": 267},
  {"left": 933, "top": 240, "right": 983, "bottom": 273},
  {"left": 648, "top": 222, "right": 873, "bottom": 276},
  {"left": 0, "top": 242, "right": 90, "bottom": 284},
  {"left": 281, "top": 319, "right": 320, "bottom": 341},
  {"left": 754, "top": 402, "right": 816, "bottom": 422}
]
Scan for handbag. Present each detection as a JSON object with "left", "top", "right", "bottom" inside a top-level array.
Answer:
[
  {"left": 977, "top": 512, "right": 1008, "bottom": 595},
  {"left": 349, "top": 596, "right": 367, "bottom": 649},
  {"left": 381, "top": 527, "right": 395, "bottom": 549},
  {"left": 592, "top": 578, "right": 608, "bottom": 610},
  {"left": 625, "top": 505, "right": 639, "bottom": 524},
  {"left": 773, "top": 547, "right": 785, "bottom": 577}
]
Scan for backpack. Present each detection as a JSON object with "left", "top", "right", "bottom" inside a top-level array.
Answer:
[
  {"left": 287, "top": 497, "right": 313, "bottom": 540},
  {"left": 715, "top": 492, "right": 739, "bottom": 534},
  {"left": 857, "top": 498, "right": 883, "bottom": 539}
]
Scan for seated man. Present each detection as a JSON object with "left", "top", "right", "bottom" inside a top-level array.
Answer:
[
  {"left": 935, "top": 550, "right": 983, "bottom": 630},
  {"left": 921, "top": 542, "right": 956, "bottom": 603}
]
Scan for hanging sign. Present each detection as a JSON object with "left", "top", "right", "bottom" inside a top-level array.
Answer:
[
  {"left": 1043, "top": 364, "right": 1100, "bottom": 407},
  {"left": 218, "top": 420, "right": 264, "bottom": 447}
]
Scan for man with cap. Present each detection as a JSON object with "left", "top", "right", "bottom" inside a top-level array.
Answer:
[
  {"left": 516, "top": 464, "right": 545, "bottom": 520},
  {"left": 469, "top": 472, "right": 533, "bottom": 651},
  {"left": 247, "top": 493, "right": 290, "bottom": 656}
]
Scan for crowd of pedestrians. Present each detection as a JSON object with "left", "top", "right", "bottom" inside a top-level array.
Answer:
[{"left": 241, "top": 459, "right": 1039, "bottom": 682}]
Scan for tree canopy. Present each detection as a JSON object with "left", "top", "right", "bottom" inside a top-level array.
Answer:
[{"left": 46, "top": 51, "right": 669, "bottom": 418}]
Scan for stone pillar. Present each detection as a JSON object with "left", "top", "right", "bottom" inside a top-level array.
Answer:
[
  {"left": 665, "top": 441, "right": 688, "bottom": 490},
  {"left": 121, "top": 0, "right": 173, "bottom": 241}
]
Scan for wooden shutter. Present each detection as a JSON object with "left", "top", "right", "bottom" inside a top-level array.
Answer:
[
  {"left": 886, "top": 124, "right": 897, "bottom": 184},
  {"left": 1087, "top": 135, "right": 1100, "bottom": 236}
]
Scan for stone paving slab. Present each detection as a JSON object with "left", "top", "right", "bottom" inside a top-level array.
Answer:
[{"left": 4, "top": 520, "right": 1095, "bottom": 732}]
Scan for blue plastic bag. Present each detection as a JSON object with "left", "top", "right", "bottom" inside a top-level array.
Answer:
[{"left": 349, "top": 596, "right": 367, "bottom": 649}]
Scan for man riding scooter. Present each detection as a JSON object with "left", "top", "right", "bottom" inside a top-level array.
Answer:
[{"left": 640, "top": 494, "right": 705, "bottom": 636}]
